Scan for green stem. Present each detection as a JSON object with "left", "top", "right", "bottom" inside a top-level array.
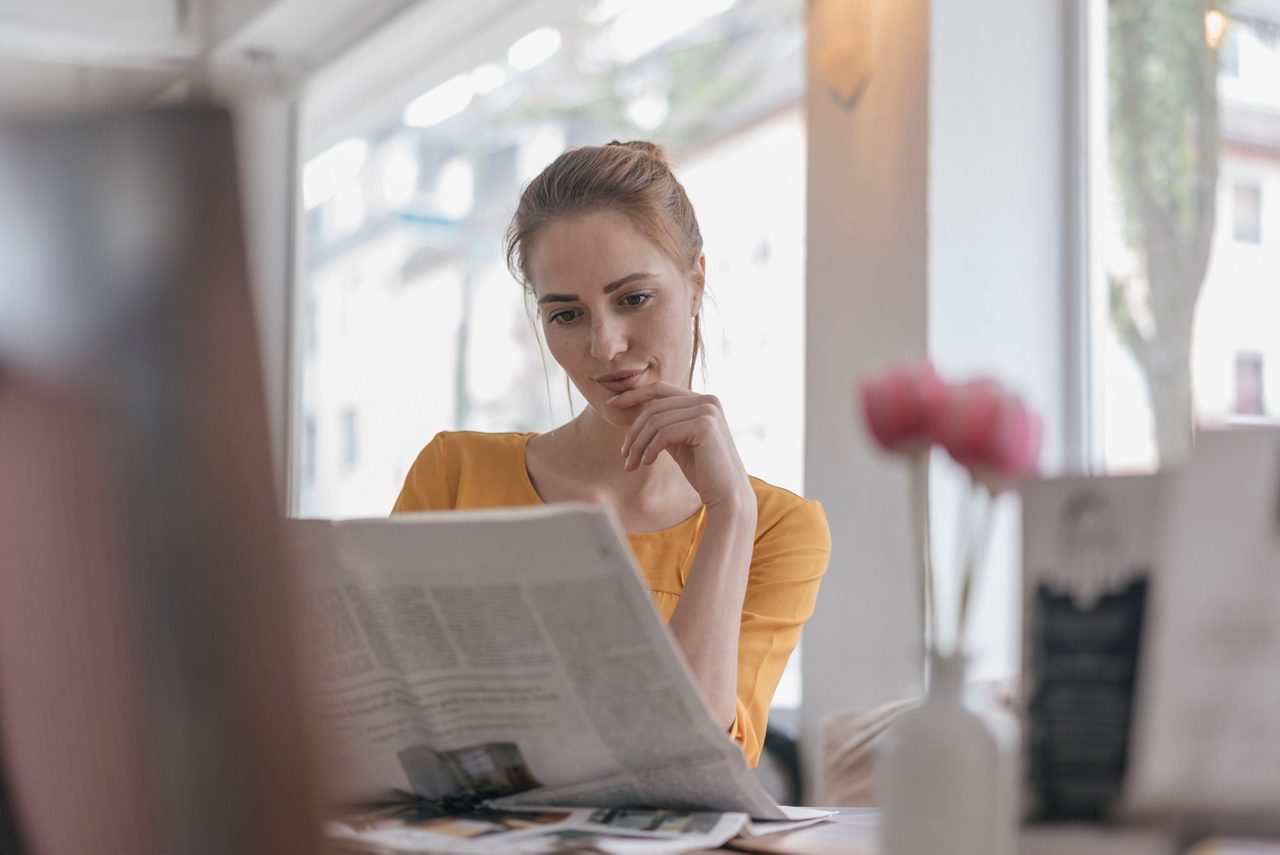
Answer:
[
  {"left": 948, "top": 471, "right": 972, "bottom": 655},
  {"left": 910, "top": 452, "right": 935, "bottom": 661},
  {"left": 956, "top": 480, "right": 997, "bottom": 651}
]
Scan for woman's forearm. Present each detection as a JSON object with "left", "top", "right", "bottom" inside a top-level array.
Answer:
[{"left": 667, "top": 496, "right": 757, "bottom": 730}]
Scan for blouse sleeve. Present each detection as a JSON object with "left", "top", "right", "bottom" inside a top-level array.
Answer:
[
  {"left": 732, "top": 498, "right": 831, "bottom": 767},
  {"left": 391, "top": 432, "right": 458, "bottom": 513}
]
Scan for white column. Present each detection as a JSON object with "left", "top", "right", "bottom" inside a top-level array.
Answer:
[
  {"left": 802, "top": 0, "right": 1071, "bottom": 799},
  {"left": 802, "top": 0, "right": 931, "bottom": 795}
]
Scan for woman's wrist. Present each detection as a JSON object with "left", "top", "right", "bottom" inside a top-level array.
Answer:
[{"left": 704, "top": 486, "right": 757, "bottom": 526}]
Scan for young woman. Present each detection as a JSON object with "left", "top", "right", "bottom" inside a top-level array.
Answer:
[{"left": 392, "top": 141, "right": 829, "bottom": 767}]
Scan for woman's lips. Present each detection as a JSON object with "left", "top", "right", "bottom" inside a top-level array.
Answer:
[{"left": 595, "top": 367, "right": 648, "bottom": 394}]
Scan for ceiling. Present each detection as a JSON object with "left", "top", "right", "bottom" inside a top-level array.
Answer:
[
  {"left": 0, "top": 0, "right": 183, "bottom": 45},
  {"left": 0, "top": 0, "right": 421, "bottom": 117},
  {"left": 0, "top": 55, "right": 182, "bottom": 118}
]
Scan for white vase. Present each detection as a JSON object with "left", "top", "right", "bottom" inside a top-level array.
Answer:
[{"left": 876, "top": 651, "right": 1019, "bottom": 855}]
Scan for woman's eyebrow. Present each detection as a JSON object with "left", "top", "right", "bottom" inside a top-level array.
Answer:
[{"left": 536, "top": 272, "right": 657, "bottom": 305}]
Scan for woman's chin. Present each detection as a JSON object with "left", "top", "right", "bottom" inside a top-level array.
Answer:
[{"left": 590, "top": 403, "right": 639, "bottom": 429}]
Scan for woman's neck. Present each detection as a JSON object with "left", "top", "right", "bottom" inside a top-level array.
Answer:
[{"left": 549, "top": 409, "right": 693, "bottom": 505}]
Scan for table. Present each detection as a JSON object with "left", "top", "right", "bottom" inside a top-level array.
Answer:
[{"left": 721, "top": 809, "right": 878, "bottom": 854}]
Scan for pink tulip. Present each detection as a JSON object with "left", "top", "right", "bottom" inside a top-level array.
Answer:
[
  {"left": 858, "top": 362, "right": 949, "bottom": 455},
  {"left": 936, "top": 378, "right": 1042, "bottom": 489}
]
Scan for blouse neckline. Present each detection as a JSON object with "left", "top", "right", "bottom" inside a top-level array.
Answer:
[{"left": 517, "top": 432, "right": 707, "bottom": 539}]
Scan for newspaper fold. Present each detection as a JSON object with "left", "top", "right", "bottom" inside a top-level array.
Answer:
[{"left": 290, "top": 504, "right": 787, "bottom": 822}]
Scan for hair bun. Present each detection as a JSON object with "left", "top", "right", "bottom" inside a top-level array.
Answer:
[{"left": 607, "top": 139, "right": 670, "bottom": 168}]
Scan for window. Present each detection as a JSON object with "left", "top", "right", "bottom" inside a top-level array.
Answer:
[
  {"left": 1252, "top": 17, "right": 1280, "bottom": 50},
  {"left": 340, "top": 407, "right": 359, "bottom": 471},
  {"left": 295, "top": 0, "right": 807, "bottom": 707},
  {"left": 1221, "top": 26, "right": 1240, "bottom": 76},
  {"left": 1095, "top": 2, "right": 1280, "bottom": 472},
  {"left": 1233, "top": 181, "right": 1261, "bottom": 243},
  {"left": 296, "top": 0, "right": 806, "bottom": 519},
  {"left": 1235, "top": 352, "right": 1265, "bottom": 416},
  {"left": 304, "top": 416, "right": 317, "bottom": 485}
]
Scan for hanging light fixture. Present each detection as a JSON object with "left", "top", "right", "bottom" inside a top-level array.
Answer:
[{"left": 1204, "top": 8, "right": 1229, "bottom": 50}]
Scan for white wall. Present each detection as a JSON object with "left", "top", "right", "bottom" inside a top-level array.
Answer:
[{"left": 927, "top": 0, "right": 1068, "bottom": 683}]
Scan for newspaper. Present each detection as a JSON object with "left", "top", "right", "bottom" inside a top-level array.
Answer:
[
  {"left": 290, "top": 504, "right": 787, "bottom": 828},
  {"left": 322, "top": 804, "right": 836, "bottom": 855},
  {"left": 323, "top": 804, "right": 750, "bottom": 854}
]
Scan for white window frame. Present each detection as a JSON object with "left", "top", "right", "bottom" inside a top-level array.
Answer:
[{"left": 1066, "top": 0, "right": 1105, "bottom": 475}]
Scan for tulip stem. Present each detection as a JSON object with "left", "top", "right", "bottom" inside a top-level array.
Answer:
[
  {"left": 956, "top": 480, "right": 996, "bottom": 650},
  {"left": 910, "top": 452, "right": 936, "bottom": 664}
]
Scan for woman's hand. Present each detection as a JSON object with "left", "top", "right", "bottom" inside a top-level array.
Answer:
[
  {"left": 613, "top": 381, "right": 756, "bottom": 731},
  {"left": 611, "top": 381, "right": 753, "bottom": 510}
]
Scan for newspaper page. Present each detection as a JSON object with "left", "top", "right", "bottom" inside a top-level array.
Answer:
[
  {"left": 1123, "top": 428, "right": 1280, "bottom": 830},
  {"left": 290, "top": 504, "right": 786, "bottom": 821}
]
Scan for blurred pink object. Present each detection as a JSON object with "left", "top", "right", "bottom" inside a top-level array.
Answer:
[
  {"left": 858, "top": 362, "right": 949, "bottom": 454},
  {"left": 936, "top": 378, "right": 1043, "bottom": 490},
  {"left": 854, "top": 362, "right": 1043, "bottom": 658}
]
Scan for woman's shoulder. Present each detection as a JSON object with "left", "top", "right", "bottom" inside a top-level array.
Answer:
[
  {"left": 747, "top": 475, "right": 830, "bottom": 543},
  {"left": 394, "top": 431, "right": 536, "bottom": 513},
  {"left": 425, "top": 430, "right": 536, "bottom": 457},
  {"left": 404, "top": 430, "right": 533, "bottom": 472}
]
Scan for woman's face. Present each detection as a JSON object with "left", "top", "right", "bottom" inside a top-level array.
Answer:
[{"left": 526, "top": 210, "right": 702, "bottom": 428}]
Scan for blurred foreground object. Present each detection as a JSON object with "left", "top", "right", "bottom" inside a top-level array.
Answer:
[
  {"left": 1126, "top": 427, "right": 1280, "bottom": 832},
  {"left": 1019, "top": 428, "right": 1280, "bottom": 838},
  {"left": 1019, "top": 472, "right": 1168, "bottom": 824},
  {"left": 0, "top": 108, "right": 319, "bottom": 853}
]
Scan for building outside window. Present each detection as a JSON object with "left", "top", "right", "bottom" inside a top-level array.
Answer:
[
  {"left": 340, "top": 407, "right": 360, "bottom": 471},
  {"left": 1233, "top": 181, "right": 1262, "bottom": 243},
  {"left": 1234, "top": 351, "right": 1266, "bottom": 416},
  {"left": 303, "top": 416, "right": 317, "bottom": 486}
]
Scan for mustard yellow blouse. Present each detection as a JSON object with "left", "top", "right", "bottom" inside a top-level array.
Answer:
[{"left": 391, "top": 431, "right": 830, "bottom": 767}]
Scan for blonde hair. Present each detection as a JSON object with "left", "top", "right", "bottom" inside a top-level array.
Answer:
[{"left": 505, "top": 140, "right": 705, "bottom": 382}]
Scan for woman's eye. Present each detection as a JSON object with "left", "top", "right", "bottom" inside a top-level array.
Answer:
[
  {"left": 548, "top": 310, "right": 578, "bottom": 325},
  {"left": 622, "top": 293, "right": 652, "bottom": 308}
]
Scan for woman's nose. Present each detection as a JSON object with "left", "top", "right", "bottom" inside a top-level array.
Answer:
[{"left": 589, "top": 316, "right": 626, "bottom": 361}]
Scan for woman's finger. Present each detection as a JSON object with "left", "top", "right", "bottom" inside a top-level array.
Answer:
[
  {"left": 624, "top": 405, "right": 705, "bottom": 470},
  {"left": 638, "top": 417, "right": 717, "bottom": 468},
  {"left": 621, "top": 394, "right": 709, "bottom": 458},
  {"left": 607, "top": 380, "right": 693, "bottom": 410},
  {"left": 628, "top": 404, "right": 722, "bottom": 470}
]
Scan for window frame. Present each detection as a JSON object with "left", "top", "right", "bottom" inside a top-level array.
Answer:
[{"left": 1066, "top": 0, "right": 1104, "bottom": 474}]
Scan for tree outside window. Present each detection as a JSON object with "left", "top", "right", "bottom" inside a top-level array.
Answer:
[{"left": 1101, "top": 1, "right": 1280, "bottom": 470}]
